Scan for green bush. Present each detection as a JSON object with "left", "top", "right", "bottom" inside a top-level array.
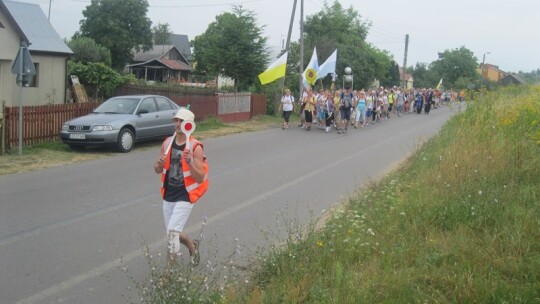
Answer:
[
  {"left": 67, "top": 36, "right": 112, "bottom": 66},
  {"left": 68, "top": 61, "right": 135, "bottom": 99}
]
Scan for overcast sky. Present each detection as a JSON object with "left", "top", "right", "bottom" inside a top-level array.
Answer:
[{"left": 26, "top": 0, "right": 539, "bottom": 73}]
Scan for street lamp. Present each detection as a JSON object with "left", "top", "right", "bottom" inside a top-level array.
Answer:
[
  {"left": 482, "top": 52, "right": 490, "bottom": 66},
  {"left": 481, "top": 52, "right": 490, "bottom": 79},
  {"left": 343, "top": 67, "right": 353, "bottom": 89}
]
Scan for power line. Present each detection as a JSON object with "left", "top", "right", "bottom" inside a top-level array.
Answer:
[
  {"left": 369, "top": 25, "right": 403, "bottom": 40},
  {"left": 49, "top": 0, "right": 264, "bottom": 7},
  {"left": 149, "top": 0, "right": 264, "bottom": 8}
]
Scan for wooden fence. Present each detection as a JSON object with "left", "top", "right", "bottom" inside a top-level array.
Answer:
[
  {"left": 2, "top": 102, "right": 100, "bottom": 151},
  {"left": 1, "top": 93, "right": 266, "bottom": 152}
]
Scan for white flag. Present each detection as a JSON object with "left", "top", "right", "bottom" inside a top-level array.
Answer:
[
  {"left": 302, "top": 47, "right": 319, "bottom": 86},
  {"left": 317, "top": 49, "right": 337, "bottom": 80}
]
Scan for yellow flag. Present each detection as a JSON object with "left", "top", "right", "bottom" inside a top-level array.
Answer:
[
  {"left": 436, "top": 78, "right": 443, "bottom": 90},
  {"left": 258, "top": 52, "right": 288, "bottom": 85}
]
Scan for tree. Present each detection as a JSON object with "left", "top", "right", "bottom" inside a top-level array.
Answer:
[
  {"left": 79, "top": 0, "right": 153, "bottom": 70},
  {"left": 192, "top": 6, "right": 268, "bottom": 92},
  {"left": 67, "top": 36, "right": 112, "bottom": 66},
  {"left": 381, "top": 61, "right": 400, "bottom": 88},
  {"left": 429, "top": 46, "right": 480, "bottom": 88},
  {"left": 301, "top": 1, "right": 393, "bottom": 90},
  {"left": 153, "top": 22, "right": 172, "bottom": 45},
  {"left": 412, "top": 62, "right": 439, "bottom": 89},
  {"left": 68, "top": 61, "right": 135, "bottom": 99}
]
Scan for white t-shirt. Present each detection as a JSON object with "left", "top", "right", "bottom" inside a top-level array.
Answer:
[{"left": 281, "top": 95, "right": 294, "bottom": 111}]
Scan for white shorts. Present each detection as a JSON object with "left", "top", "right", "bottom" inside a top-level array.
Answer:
[{"left": 163, "top": 200, "right": 193, "bottom": 232}]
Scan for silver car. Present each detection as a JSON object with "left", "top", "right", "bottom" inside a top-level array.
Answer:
[{"left": 60, "top": 95, "right": 180, "bottom": 152}]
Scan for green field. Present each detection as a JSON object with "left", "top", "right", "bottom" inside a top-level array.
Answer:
[{"left": 138, "top": 86, "right": 540, "bottom": 303}]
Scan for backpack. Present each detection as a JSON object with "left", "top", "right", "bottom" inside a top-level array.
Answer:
[{"left": 340, "top": 92, "right": 353, "bottom": 108}]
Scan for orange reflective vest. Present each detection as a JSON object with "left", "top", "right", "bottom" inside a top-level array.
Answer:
[{"left": 160, "top": 136, "right": 209, "bottom": 203}]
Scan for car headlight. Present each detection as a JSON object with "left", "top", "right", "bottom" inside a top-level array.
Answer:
[
  {"left": 61, "top": 124, "right": 69, "bottom": 131},
  {"left": 92, "top": 125, "right": 113, "bottom": 131}
]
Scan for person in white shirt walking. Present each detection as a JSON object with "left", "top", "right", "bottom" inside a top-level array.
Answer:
[{"left": 280, "top": 89, "right": 294, "bottom": 129}]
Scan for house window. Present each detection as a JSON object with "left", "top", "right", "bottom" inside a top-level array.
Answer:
[{"left": 28, "top": 63, "right": 39, "bottom": 87}]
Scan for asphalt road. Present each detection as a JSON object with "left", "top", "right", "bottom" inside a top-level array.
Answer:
[{"left": 0, "top": 106, "right": 456, "bottom": 303}]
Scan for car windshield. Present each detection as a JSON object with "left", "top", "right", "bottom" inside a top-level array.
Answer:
[{"left": 93, "top": 98, "right": 139, "bottom": 114}]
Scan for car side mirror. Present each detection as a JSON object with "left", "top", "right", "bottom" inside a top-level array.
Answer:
[{"left": 138, "top": 109, "right": 149, "bottom": 115}]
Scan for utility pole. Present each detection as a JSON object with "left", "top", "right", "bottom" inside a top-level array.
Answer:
[
  {"left": 402, "top": 34, "right": 409, "bottom": 87},
  {"left": 278, "top": 0, "right": 297, "bottom": 96},
  {"left": 298, "top": 0, "right": 304, "bottom": 101},
  {"left": 402, "top": 34, "right": 409, "bottom": 71}
]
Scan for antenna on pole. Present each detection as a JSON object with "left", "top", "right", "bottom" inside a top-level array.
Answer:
[{"left": 48, "top": 0, "right": 52, "bottom": 21}]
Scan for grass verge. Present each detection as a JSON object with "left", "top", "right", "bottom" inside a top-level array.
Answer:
[{"left": 138, "top": 86, "right": 539, "bottom": 303}]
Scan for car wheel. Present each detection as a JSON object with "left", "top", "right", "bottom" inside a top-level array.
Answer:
[{"left": 116, "top": 128, "right": 134, "bottom": 153}]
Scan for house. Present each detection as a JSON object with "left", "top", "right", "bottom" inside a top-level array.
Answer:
[
  {"left": 499, "top": 73, "right": 526, "bottom": 86},
  {"left": 398, "top": 67, "right": 414, "bottom": 89},
  {"left": 126, "top": 45, "right": 192, "bottom": 83},
  {"left": 169, "top": 34, "right": 192, "bottom": 64},
  {"left": 477, "top": 63, "right": 507, "bottom": 82},
  {"left": 0, "top": 0, "right": 72, "bottom": 118}
]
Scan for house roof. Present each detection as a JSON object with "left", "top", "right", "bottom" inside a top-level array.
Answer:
[
  {"left": 132, "top": 44, "right": 190, "bottom": 65},
  {"left": 398, "top": 67, "right": 413, "bottom": 81},
  {"left": 500, "top": 73, "right": 526, "bottom": 85},
  {"left": 133, "top": 45, "right": 176, "bottom": 62},
  {"left": 483, "top": 63, "right": 506, "bottom": 74},
  {"left": 160, "top": 59, "right": 192, "bottom": 71},
  {"left": 169, "top": 34, "right": 192, "bottom": 61},
  {"left": 2, "top": 0, "right": 72, "bottom": 54},
  {"left": 127, "top": 58, "right": 192, "bottom": 71},
  {"left": 400, "top": 72, "right": 413, "bottom": 81}
]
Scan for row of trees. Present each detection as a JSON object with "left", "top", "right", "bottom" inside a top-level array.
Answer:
[
  {"left": 64, "top": 0, "right": 511, "bottom": 100},
  {"left": 191, "top": 2, "right": 399, "bottom": 93}
]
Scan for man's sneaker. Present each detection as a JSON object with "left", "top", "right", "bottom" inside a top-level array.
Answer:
[
  {"left": 190, "top": 240, "right": 200, "bottom": 266},
  {"left": 325, "top": 127, "right": 330, "bottom": 133}
]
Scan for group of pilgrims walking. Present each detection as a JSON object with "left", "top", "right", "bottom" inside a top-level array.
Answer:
[{"left": 280, "top": 86, "right": 459, "bottom": 133}]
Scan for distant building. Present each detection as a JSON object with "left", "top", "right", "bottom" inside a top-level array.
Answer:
[
  {"left": 169, "top": 34, "right": 192, "bottom": 64},
  {"left": 0, "top": 0, "right": 72, "bottom": 117},
  {"left": 127, "top": 45, "right": 192, "bottom": 83},
  {"left": 477, "top": 63, "right": 507, "bottom": 82},
  {"left": 499, "top": 73, "right": 526, "bottom": 86},
  {"left": 399, "top": 71, "right": 414, "bottom": 89}
]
